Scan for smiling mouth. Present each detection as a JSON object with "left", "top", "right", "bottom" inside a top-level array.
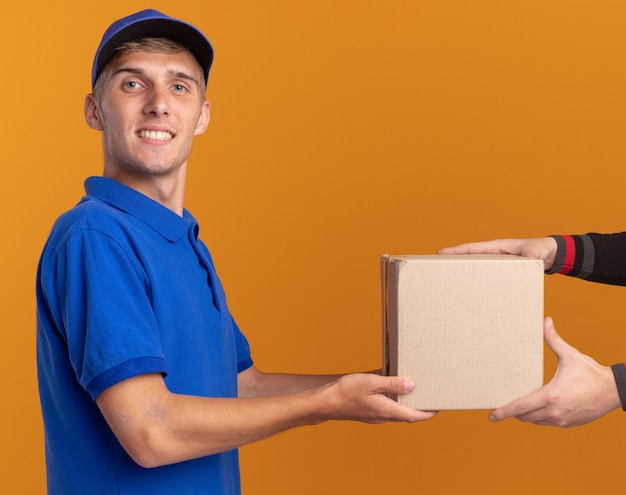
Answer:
[{"left": 137, "top": 130, "right": 173, "bottom": 141}]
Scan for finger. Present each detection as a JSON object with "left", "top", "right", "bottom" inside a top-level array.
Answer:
[
  {"left": 387, "top": 403, "right": 438, "bottom": 423},
  {"left": 387, "top": 398, "right": 439, "bottom": 422},
  {"left": 489, "top": 390, "right": 547, "bottom": 422},
  {"left": 438, "top": 240, "right": 510, "bottom": 255},
  {"left": 412, "top": 410, "right": 438, "bottom": 421},
  {"left": 438, "top": 242, "right": 492, "bottom": 255},
  {"left": 373, "top": 382, "right": 438, "bottom": 422}
]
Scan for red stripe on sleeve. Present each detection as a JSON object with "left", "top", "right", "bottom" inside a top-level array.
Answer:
[{"left": 560, "top": 235, "right": 576, "bottom": 274}]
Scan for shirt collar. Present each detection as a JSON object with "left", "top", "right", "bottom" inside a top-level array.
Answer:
[{"left": 83, "top": 176, "right": 196, "bottom": 242}]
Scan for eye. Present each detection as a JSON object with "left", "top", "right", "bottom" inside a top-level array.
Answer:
[
  {"left": 123, "top": 80, "right": 142, "bottom": 90},
  {"left": 172, "top": 83, "right": 188, "bottom": 93}
]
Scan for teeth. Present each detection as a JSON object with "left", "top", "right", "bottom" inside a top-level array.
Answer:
[{"left": 138, "top": 130, "right": 173, "bottom": 140}]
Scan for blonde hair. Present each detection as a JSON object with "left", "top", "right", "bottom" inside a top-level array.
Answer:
[{"left": 92, "top": 37, "right": 207, "bottom": 100}]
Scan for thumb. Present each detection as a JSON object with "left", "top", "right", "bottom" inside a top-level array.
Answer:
[
  {"left": 543, "top": 316, "right": 572, "bottom": 359},
  {"left": 387, "top": 376, "right": 416, "bottom": 396}
]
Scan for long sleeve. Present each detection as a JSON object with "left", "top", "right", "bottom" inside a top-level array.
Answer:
[
  {"left": 546, "top": 233, "right": 626, "bottom": 286},
  {"left": 548, "top": 232, "right": 626, "bottom": 410}
]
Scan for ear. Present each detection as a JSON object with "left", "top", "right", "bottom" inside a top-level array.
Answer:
[
  {"left": 194, "top": 100, "right": 211, "bottom": 136},
  {"left": 84, "top": 94, "right": 104, "bottom": 131}
]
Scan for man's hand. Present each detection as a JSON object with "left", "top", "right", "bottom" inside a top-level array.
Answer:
[
  {"left": 319, "top": 373, "right": 437, "bottom": 424},
  {"left": 439, "top": 237, "right": 558, "bottom": 270},
  {"left": 489, "top": 317, "right": 621, "bottom": 428}
]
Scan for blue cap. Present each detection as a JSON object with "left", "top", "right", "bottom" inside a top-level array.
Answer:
[{"left": 91, "top": 9, "right": 214, "bottom": 88}]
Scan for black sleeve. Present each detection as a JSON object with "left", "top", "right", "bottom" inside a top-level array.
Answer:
[
  {"left": 586, "top": 232, "right": 626, "bottom": 285},
  {"left": 547, "top": 232, "right": 626, "bottom": 286}
]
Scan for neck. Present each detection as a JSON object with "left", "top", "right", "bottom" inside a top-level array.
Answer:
[{"left": 103, "top": 168, "right": 187, "bottom": 216}]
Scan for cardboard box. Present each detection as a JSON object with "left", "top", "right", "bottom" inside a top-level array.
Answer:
[{"left": 382, "top": 254, "right": 544, "bottom": 410}]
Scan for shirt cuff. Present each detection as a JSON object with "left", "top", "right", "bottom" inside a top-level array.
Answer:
[
  {"left": 86, "top": 356, "right": 168, "bottom": 400},
  {"left": 611, "top": 363, "right": 626, "bottom": 411},
  {"left": 546, "top": 235, "right": 566, "bottom": 274}
]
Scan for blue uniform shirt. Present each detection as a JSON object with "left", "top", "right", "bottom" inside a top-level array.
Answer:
[{"left": 36, "top": 177, "right": 253, "bottom": 494}]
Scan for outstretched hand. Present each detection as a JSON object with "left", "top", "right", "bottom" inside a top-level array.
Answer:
[
  {"left": 489, "top": 317, "right": 621, "bottom": 427},
  {"left": 324, "top": 373, "right": 438, "bottom": 424},
  {"left": 439, "top": 237, "right": 558, "bottom": 270}
]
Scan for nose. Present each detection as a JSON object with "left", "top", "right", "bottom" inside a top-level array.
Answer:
[{"left": 144, "top": 86, "right": 169, "bottom": 117}]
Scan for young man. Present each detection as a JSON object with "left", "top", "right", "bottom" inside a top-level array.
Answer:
[
  {"left": 36, "top": 10, "right": 436, "bottom": 495},
  {"left": 440, "top": 234, "right": 625, "bottom": 428}
]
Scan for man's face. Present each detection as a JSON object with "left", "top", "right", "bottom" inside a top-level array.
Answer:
[{"left": 87, "top": 49, "right": 210, "bottom": 182}]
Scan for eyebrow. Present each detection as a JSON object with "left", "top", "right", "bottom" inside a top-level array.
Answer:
[{"left": 112, "top": 67, "right": 200, "bottom": 87}]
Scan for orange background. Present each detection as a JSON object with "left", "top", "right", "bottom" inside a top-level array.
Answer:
[{"left": 3, "top": 1, "right": 626, "bottom": 493}]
